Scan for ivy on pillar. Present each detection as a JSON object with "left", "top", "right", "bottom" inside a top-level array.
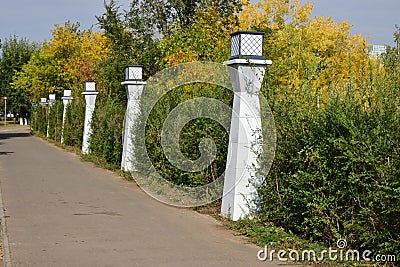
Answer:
[
  {"left": 121, "top": 65, "right": 146, "bottom": 171},
  {"left": 61, "top": 89, "right": 73, "bottom": 143},
  {"left": 82, "top": 81, "right": 98, "bottom": 154},
  {"left": 221, "top": 31, "right": 272, "bottom": 221}
]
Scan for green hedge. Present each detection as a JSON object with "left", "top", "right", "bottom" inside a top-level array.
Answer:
[
  {"left": 89, "top": 97, "right": 125, "bottom": 166},
  {"left": 63, "top": 99, "right": 85, "bottom": 148},
  {"left": 31, "top": 96, "right": 125, "bottom": 167},
  {"left": 133, "top": 83, "right": 232, "bottom": 187},
  {"left": 31, "top": 104, "right": 48, "bottom": 134},
  {"left": 258, "top": 83, "right": 400, "bottom": 257},
  {"left": 28, "top": 74, "right": 399, "bottom": 259},
  {"left": 48, "top": 101, "right": 63, "bottom": 141}
]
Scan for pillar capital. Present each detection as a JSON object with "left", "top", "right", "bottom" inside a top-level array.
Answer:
[{"left": 223, "top": 58, "right": 272, "bottom": 66}]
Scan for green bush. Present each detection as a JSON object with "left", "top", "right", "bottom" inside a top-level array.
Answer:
[
  {"left": 48, "top": 101, "right": 63, "bottom": 141},
  {"left": 31, "top": 104, "right": 48, "bottom": 134},
  {"left": 63, "top": 99, "right": 85, "bottom": 148},
  {"left": 133, "top": 83, "right": 232, "bottom": 187},
  {"left": 30, "top": 95, "right": 125, "bottom": 167},
  {"left": 89, "top": 97, "right": 125, "bottom": 166},
  {"left": 258, "top": 83, "right": 400, "bottom": 258}
]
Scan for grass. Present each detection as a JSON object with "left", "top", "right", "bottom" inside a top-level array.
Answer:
[
  {"left": 0, "top": 121, "right": 21, "bottom": 127},
  {"left": 225, "top": 218, "right": 397, "bottom": 266}
]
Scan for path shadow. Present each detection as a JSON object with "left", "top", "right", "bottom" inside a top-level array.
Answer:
[
  {"left": 0, "top": 151, "right": 14, "bottom": 156},
  {"left": 0, "top": 132, "right": 31, "bottom": 141}
]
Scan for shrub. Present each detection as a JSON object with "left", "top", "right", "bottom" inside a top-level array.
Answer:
[
  {"left": 31, "top": 104, "right": 48, "bottom": 134},
  {"left": 258, "top": 82, "right": 400, "bottom": 257},
  {"left": 89, "top": 97, "right": 125, "bottom": 166},
  {"left": 133, "top": 83, "right": 232, "bottom": 187},
  {"left": 63, "top": 99, "right": 85, "bottom": 148},
  {"left": 47, "top": 101, "right": 63, "bottom": 141}
]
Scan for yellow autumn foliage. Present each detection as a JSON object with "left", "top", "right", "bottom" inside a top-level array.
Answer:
[
  {"left": 46, "top": 23, "right": 111, "bottom": 95},
  {"left": 13, "top": 23, "right": 111, "bottom": 100},
  {"left": 239, "top": 0, "right": 376, "bottom": 105},
  {"left": 158, "top": 0, "right": 379, "bottom": 106},
  {"left": 160, "top": 4, "right": 239, "bottom": 67}
]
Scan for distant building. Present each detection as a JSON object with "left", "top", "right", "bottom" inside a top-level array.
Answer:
[{"left": 369, "top": 45, "right": 387, "bottom": 58}]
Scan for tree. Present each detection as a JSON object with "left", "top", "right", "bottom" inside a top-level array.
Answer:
[
  {"left": 96, "top": 0, "right": 162, "bottom": 101},
  {"left": 0, "top": 35, "right": 38, "bottom": 118},
  {"left": 239, "top": 0, "right": 372, "bottom": 106},
  {"left": 159, "top": 3, "right": 239, "bottom": 67},
  {"left": 140, "top": 0, "right": 242, "bottom": 35},
  {"left": 12, "top": 23, "right": 110, "bottom": 100},
  {"left": 382, "top": 25, "right": 400, "bottom": 89}
]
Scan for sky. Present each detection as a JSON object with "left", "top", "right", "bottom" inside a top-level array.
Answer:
[
  {"left": 308, "top": 0, "right": 399, "bottom": 46},
  {"left": 0, "top": 0, "right": 399, "bottom": 46}
]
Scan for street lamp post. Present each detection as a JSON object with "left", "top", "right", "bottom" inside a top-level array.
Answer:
[
  {"left": 82, "top": 81, "right": 98, "bottom": 154},
  {"left": 3, "top": 97, "right": 7, "bottom": 126},
  {"left": 46, "top": 94, "right": 56, "bottom": 137},
  {"left": 121, "top": 65, "right": 146, "bottom": 171},
  {"left": 40, "top": 98, "right": 47, "bottom": 105},
  {"left": 221, "top": 31, "right": 272, "bottom": 221},
  {"left": 61, "top": 89, "right": 73, "bottom": 143}
]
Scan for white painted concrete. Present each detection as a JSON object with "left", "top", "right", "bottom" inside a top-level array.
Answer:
[
  {"left": 121, "top": 81, "right": 146, "bottom": 171},
  {"left": 82, "top": 91, "right": 98, "bottom": 154},
  {"left": 221, "top": 59, "right": 271, "bottom": 221},
  {"left": 61, "top": 91, "right": 73, "bottom": 144}
]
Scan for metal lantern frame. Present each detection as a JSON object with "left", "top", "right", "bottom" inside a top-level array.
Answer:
[
  {"left": 84, "top": 81, "right": 96, "bottom": 92},
  {"left": 229, "top": 31, "right": 265, "bottom": 60},
  {"left": 125, "top": 65, "right": 143, "bottom": 81}
]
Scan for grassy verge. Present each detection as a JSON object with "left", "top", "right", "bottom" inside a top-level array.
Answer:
[{"left": 0, "top": 121, "right": 21, "bottom": 127}]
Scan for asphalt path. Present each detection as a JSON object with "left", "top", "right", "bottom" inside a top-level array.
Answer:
[{"left": 0, "top": 126, "right": 275, "bottom": 267}]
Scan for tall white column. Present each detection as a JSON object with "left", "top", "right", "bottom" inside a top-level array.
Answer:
[
  {"left": 3, "top": 97, "right": 7, "bottom": 127},
  {"left": 82, "top": 81, "right": 98, "bottom": 154},
  {"left": 221, "top": 31, "right": 272, "bottom": 221},
  {"left": 46, "top": 94, "right": 56, "bottom": 138},
  {"left": 121, "top": 65, "right": 146, "bottom": 171},
  {"left": 61, "top": 89, "right": 73, "bottom": 143}
]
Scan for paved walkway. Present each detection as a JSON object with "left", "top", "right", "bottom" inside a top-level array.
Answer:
[{"left": 0, "top": 126, "right": 273, "bottom": 267}]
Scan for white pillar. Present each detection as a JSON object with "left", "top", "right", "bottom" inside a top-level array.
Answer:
[
  {"left": 46, "top": 94, "right": 56, "bottom": 138},
  {"left": 221, "top": 31, "right": 272, "bottom": 221},
  {"left": 121, "top": 65, "right": 146, "bottom": 171},
  {"left": 82, "top": 81, "right": 98, "bottom": 154},
  {"left": 61, "top": 89, "right": 73, "bottom": 143},
  {"left": 19, "top": 117, "right": 28, "bottom": 125},
  {"left": 121, "top": 82, "right": 146, "bottom": 171},
  {"left": 221, "top": 59, "right": 270, "bottom": 221},
  {"left": 3, "top": 97, "right": 6, "bottom": 127}
]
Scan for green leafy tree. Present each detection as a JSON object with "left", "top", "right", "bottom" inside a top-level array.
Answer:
[
  {"left": 0, "top": 36, "right": 38, "bottom": 118},
  {"left": 12, "top": 23, "right": 109, "bottom": 100},
  {"left": 159, "top": 3, "right": 239, "bottom": 66},
  {"left": 96, "top": 0, "right": 162, "bottom": 101},
  {"left": 95, "top": 0, "right": 241, "bottom": 101},
  {"left": 382, "top": 25, "right": 400, "bottom": 90},
  {"left": 140, "top": 0, "right": 241, "bottom": 34}
]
